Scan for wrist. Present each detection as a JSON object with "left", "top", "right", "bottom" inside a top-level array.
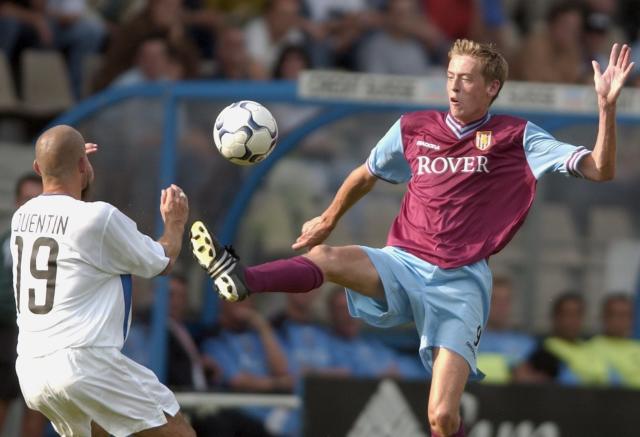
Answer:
[
  {"left": 320, "top": 213, "right": 338, "bottom": 229},
  {"left": 598, "top": 96, "right": 616, "bottom": 112},
  {"left": 164, "top": 219, "right": 186, "bottom": 230}
]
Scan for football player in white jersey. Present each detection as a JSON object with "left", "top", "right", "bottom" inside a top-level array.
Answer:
[{"left": 10, "top": 125, "right": 195, "bottom": 437}]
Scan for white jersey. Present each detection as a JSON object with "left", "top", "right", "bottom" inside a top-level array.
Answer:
[{"left": 10, "top": 194, "right": 169, "bottom": 358}]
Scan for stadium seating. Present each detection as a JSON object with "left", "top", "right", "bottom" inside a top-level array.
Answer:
[{"left": 21, "top": 50, "right": 74, "bottom": 114}]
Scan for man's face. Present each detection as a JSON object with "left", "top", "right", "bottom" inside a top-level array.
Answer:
[
  {"left": 447, "top": 55, "right": 497, "bottom": 124},
  {"left": 603, "top": 298, "right": 633, "bottom": 338},
  {"left": 138, "top": 39, "right": 170, "bottom": 80},
  {"left": 169, "top": 278, "right": 188, "bottom": 321},
  {"left": 553, "top": 299, "right": 584, "bottom": 341},
  {"left": 550, "top": 10, "right": 583, "bottom": 50}
]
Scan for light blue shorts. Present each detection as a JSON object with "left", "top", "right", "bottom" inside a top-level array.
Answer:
[{"left": 345, "top": 246, "right": 492, "bottom": 380}]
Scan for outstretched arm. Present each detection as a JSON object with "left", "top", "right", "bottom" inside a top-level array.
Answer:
[
  {"left": 292, "top": 164, "right": 378, "bottom": 250},
  {"left": 579, "top": 44, "right": 635, "bottom": 181}
]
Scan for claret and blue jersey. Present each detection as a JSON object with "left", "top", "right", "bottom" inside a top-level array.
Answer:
[{"left": 366, "top": 110, "right": 590, "bottom": 269}]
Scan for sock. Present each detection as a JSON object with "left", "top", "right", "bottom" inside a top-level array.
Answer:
[
  {"left": 431, "top": 421, "right": 465, "bottom": 437},
  {"left": 244, "top": 256, "right": 324, "bottom": 293}
]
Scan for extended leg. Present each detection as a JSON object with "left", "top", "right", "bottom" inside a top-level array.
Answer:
[{"left": 190, "top": 221, "right": 384, "bottom": 300}]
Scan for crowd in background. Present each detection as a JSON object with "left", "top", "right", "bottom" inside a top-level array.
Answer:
[{"left": 2, "top": 0, "right": 640, "bottom": 103}]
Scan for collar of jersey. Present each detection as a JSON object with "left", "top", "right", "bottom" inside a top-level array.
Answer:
[{"left": 445, "top": 112, "right": 491, "bottom": 139}]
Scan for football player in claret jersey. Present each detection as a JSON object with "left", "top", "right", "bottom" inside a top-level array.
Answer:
[
  {"left": 190, "top": 40, "right": 634, "bottom": 436},
  {"left": 11, "top": 125, "right": 195, "bottom": 437}
]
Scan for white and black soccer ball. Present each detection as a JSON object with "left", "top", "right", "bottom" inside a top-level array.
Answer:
[{"left": 213, "top": 100, "right": 278, "bottom": 166}]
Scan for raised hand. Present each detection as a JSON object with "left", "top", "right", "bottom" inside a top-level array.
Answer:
[
  {"left": 160, "top": 184, "right": 189, "bottom": 228},
  {"left": 592, "top": 44, "right": 635, "bottom": 106}
]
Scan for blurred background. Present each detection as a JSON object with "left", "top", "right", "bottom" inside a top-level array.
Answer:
[{"left": 1, "top": 0, "right": 640, "bottom": 436}]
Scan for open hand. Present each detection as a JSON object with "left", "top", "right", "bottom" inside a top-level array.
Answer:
[{"left": 593, "top": 44, "right": 635, "bottom": 106}]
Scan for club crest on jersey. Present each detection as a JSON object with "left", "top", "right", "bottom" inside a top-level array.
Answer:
[{"left": 475, "top": 131, "right": 493, "bottom": 151}]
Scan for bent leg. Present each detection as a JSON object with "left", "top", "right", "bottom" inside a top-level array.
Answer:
[
  {"left": 428, "top": 347, "right": 469, "bottom": 437},
  {"left": 134, "top": 412, "right": 195, "bottom": 437},
  {"left": 305, "top": 244, "right": 384, "bottom": 299}
]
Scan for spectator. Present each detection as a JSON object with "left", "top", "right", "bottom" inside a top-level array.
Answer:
[
  {"left": 582, "top": 0, "right": 627, "bottom": 79},
  {"left": 181, "top": 0, "right": 223, "bottom": 58},
  {"left": 166, "top": 273, "right": 218, "bottom": 391},
  {"left": 514, "top": 292, "right": 609, "bottom": 385},
  {"left": 272, "top": 43, "right": 310, "bottom": 79},
  {"left": 202, "top": 299, "right": 293, "bottom": 436},
  {"left": 0, "top": 173, "right": 46, "bottom": 437},
  {"left": 513, "top": 1, "right": 586, "bottom": 83},
  {"left": 356, "top": 0, "right": 441, "bottom": 75},
  {"left": 583, "top": 10, "right": 614, "bottom": 71},
  {"left": 326, "top": 287, "right": 399, "bottom": 378},
  {"left": 93, "top": 0, "right": 199, "bottom": 91},
  {"left": 589, "top": 294, "right": 640, "bottom": 388},
  {"left": 211, "top": 23, "right": 267, "bottom": 80},
  {"left": 46, "top": 0, "right": 106, "bottom": 99},
  {"left": 111, "top": 34, "right": 185, "bottom": 87},
  {"left": 244, "top": 0, "right": 306, "bottom": 73},
  {"left": 300, "top": 0, "right": 382, "bottom": 68},
  {"left": 422, "top": 0, "right": 479, "bottom": 41},
  {"left": 423, "top": 0, "right": 512, "bottom": 53},
  {"left": 0, "top": 1, "right": 52, "bottom": 64},
  {"left": 477, "top": 276, "right": 536, "bottom": 383}
]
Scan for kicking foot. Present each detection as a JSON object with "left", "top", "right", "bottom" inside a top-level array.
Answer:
[{"left": 189, "top": 221, "right": 249, "bottom": 302}]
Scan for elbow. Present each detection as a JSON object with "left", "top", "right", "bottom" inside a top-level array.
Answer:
[
  {"left": 599, "top": 172, "right": 615, "bottom": 182},
  {"left": 159, "top": 258, "right": 175, "bottom": 276},
  {"left": 594, "top": 168, "right": 615, "bottom": 182}
]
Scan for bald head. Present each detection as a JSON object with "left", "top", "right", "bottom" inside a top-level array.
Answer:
[{"left": 35, "top": 125, "right": 86, "bottom": 180}]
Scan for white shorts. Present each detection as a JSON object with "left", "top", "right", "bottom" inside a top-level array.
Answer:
[{"left": 16, "top": 347, "right": 180, "bottom": 437}]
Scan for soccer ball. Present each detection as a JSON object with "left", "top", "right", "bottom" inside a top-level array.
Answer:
[{"left": 213, "top": 100, "right": 278, "bottom": 165}]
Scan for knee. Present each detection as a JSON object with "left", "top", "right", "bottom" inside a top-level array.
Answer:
[
  {"left": 428, "top": 405, "right": 459, "bottom": 436},
  {"left": 307, "top": 244, "right": 335, "bottom": 265}
]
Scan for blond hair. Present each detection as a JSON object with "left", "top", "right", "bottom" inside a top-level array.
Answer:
[{"left": 448, "top": 39, "right": 508, "bottom": 102}]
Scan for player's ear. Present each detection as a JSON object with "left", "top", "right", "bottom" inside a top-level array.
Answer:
[
  {"left": 78, "top": 155, "right": 87, "bottom": 174},
  {"left": 33, "top": 160, "right": 41, "bottom": 176},
  {"left": 487, "top": 79, "right": 501, "bottom": 99}
]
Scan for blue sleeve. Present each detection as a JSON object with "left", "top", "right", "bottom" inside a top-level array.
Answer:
[
  {"left": 366, "top": 119, "right": 411, "bottom": 184},
  {"left": 523, "top": 122, "right": 590, "bottom": 179}
]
